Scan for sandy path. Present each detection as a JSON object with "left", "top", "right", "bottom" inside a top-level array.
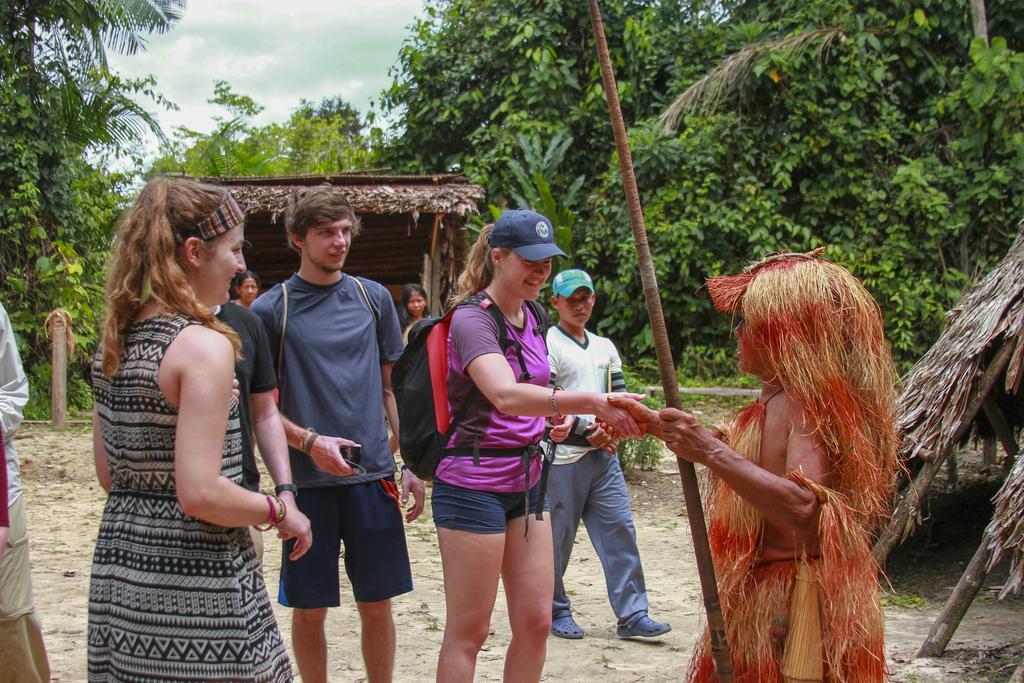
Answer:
[{"left": 14, "top": 424, "right": 1023, "bottom": 682}]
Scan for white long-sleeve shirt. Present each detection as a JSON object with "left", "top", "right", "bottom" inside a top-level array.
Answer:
[{"left": 0, "top": 303, "right": 29, "bottom": 506}]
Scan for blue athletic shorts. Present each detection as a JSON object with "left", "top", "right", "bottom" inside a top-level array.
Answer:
[
  {"left": 432, "top": 479, "right": 549, "bottom": 534},
  {"left": 279, "top": 479, "right": 413, "bottom": 607}
]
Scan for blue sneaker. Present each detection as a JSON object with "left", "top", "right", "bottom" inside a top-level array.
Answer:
[{"left": 616, "top": 613, "right": 672, "bottom": 639}]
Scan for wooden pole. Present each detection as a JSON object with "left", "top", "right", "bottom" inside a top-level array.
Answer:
[
  {"left": 981, "top": 436, "right": 996, "bottom": 469},
  {"left": 917, "top": 532, "right": 993, "bottom": 657},
  {"left": 49, "top": 310, "right": 69, "bottom": 428},
  {"left": 981, "top": 395, "right": 1019, "bottom": 471},
  {"left": 586, "top": 2, "right": 732, "bottom": 679},
  {"left": 874, "top": 340, "right": 1015, "bottom": 565}
]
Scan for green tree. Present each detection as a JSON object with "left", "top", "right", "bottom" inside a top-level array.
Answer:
[
  {"left": 381, "top": 0, "right": 1024, "bottom": 374},
  {"left": 380, "top": 0, "right": 721, "bottom": 210},
  {"left": 150, "top": 84, "right": 377, "bottom": 176},
  {"left": 579, "top": 0, "right": 1024, "bottom": 370},
  {"left": 0, "top": 1, "right": 181, "bottom": 417}
]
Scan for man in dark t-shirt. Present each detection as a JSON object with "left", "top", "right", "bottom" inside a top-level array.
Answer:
[
  {"left": 215, "top": 300, "right": 310, "bottom": 563},
  {"left": 217, "top": 302, "right": 276, "bottom": 490},
  {"left": 251, "top": 187, "right": 425, "bottom": 683}
]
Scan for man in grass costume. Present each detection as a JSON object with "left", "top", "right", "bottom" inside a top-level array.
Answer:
[{"left": 612, "top": 249, "right": 898, "bottom": 681}]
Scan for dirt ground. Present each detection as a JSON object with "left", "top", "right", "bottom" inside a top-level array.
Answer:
[{"left": 13, "top": 415, "right": 1023, "bottom": 682}]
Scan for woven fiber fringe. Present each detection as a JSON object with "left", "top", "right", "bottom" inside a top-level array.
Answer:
[{"left": 686, "top": 410, "right": 887, "bottom": 682}]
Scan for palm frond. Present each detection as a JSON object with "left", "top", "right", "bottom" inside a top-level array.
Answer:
[
  {"left": 99, "top": 0, "right": 185, "bottom": 55},
  {"left": 660, "top": 26, "right": 845, "bottom": 130}
]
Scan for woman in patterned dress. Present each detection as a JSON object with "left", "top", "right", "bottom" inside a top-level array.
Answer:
[{"left": 89, "top": 177, "right": 294, "bottom": 682}]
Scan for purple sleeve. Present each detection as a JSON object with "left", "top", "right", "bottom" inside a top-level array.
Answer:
[{"left": 449, "top": 306, "right": 503, "bottom": 372}]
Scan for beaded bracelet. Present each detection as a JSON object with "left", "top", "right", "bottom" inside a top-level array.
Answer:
[
  {"left": 253, "top": 494, "right": 286, "bottom": 531},
  {"left": 549, "top": 386, "right": 563, "bottom": 419}
]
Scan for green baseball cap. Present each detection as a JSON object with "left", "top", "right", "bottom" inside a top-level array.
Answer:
[{"left": 552, "top": 269, "right": 594, "bottom": 297}]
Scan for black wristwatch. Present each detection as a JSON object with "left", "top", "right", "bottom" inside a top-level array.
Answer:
[{"left": 275, "top": 483, "right": 299, "bottom": 497}]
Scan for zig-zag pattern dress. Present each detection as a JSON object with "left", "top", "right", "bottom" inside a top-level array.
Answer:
[{"left": 88, "top": 315, "right": 292, "bottom": 682}]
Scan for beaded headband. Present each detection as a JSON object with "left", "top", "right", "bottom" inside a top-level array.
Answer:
[{"left": 177, "top": 195, "right": 245, "bottom": 243}]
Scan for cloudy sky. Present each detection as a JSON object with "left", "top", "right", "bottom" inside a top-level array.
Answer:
[{"left": 107, "top": 1, "right": 425, "bottom": 149}]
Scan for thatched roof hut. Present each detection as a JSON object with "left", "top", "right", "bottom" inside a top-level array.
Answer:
[
  {"left": 196, "top": 173, "right": 485, "bottom": 310},
  {"left": 875, "top": 220, "right": 1024, "bottom": 659}
]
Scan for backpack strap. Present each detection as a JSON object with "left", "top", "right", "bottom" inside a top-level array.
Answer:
[
  {"left": 277, "top": 282, "right": 289, "bottom": 395},
  {"left": 351, "top": 276, "right": 383, "bottom": 352},
  {"left": 474, "top": 295, "right": 545, "bottom": 383}
]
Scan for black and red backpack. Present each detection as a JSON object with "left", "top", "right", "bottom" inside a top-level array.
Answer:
[{"left": 392, "top": 294, "right": 548, "bottom": 480}]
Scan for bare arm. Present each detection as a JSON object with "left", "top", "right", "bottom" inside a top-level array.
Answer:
[
  {"left": 163, "top": 326, "right": 276, "bottom": 527},
  {"left": 466, "top": 353, "right": 643, "bottom": 438},
  {"left": 250, "top": 390, "right": 312, "bottom": 559},
  {"left": 697, "top": 415, "right": 825, "bottom": 536},
  {"left": 381, "top": 361, "right": 425, "bottom": 521},
  {"left": 380, "top": 362, "right": 400, "bottom": 443},
  {"left": 278, "top": 411, "right": 358, "bottom": 478},
  {"left": 250, "top": 391, "right": 293, "bottom": 488},
  {"left": 92, "top": 406, "right": 111, "bottom": 493},
  {"left": 608, "top": 395, "right": 825, "bottom": 534}
]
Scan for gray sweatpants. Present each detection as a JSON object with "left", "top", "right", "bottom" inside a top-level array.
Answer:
[{"left": 549, "top": 449, "right": 648, "bottom": 622}]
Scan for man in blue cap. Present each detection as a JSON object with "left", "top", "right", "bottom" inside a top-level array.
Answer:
[{"left": 543, "top": 269, "right": 672, "bottom": 640}]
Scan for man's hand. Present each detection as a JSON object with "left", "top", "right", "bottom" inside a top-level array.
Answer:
[
  {"left": 400, "top": 469, "right": 426, "bottom": 522},
  {"left": 0, "top": 526, "right": 7, "bottom": 563},
  {"left": 308, "top": 435, "right": 360, "bottom": 477},
  {"left": 606, "top": 395, "right": 663, "bottom": 439},
  {"left": 231, "top": 377, "right": 240, "bottom": 403},
  {"left": 656, "top": 407, "right": 723, "bottom": 465},
  {"left": 548, "top": 415, "right": 573, "bottom": 443},
  {"left": 275, "top": 493, "right": 313, "bottom": 561},
  {"left": 584, "top": 422, "right": 617, "bottom": 454}
]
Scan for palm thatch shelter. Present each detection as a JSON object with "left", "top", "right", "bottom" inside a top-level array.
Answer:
[
  {"left": 873, "top": 220, "right": 1024, "bottom": 659},
  {"left": 196, "top": 173, "right": 485, "bottom": 311}
]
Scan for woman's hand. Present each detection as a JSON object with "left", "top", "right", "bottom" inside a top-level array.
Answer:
[{"left": 276, "top": 496, "right": 313, "bottom": 561}]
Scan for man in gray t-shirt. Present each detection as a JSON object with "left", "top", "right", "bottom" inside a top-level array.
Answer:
[{"left": 251, "top": 187, "right": 425, "bottom": 683}]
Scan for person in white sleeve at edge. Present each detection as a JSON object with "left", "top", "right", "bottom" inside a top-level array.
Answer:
[
  {"left": 542, "top": 269, "right": 671, "bottom": 641},
  {"left": 0, "top": 300, "right": 51, "bottom": 682}
]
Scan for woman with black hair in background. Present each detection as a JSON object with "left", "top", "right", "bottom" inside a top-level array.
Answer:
[
  {"left": 231, "top": 269, "right": 261, "bottom": 308},
  {"left": 398, "top": 282, "right": 428, "bottom": 342}
]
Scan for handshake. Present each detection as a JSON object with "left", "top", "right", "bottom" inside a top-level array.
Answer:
[{"left": 548, "top": 394, "right": 720, "bottom": 464}]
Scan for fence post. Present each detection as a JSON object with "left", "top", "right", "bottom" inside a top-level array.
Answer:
[{"left": 46, "top": 309, "right": 73, "bottom": 428}]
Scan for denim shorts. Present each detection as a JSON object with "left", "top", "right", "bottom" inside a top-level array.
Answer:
[{"left": 432, "top": 479, "right": 549, "bottom": 534}]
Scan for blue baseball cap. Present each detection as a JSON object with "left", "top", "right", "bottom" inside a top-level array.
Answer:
[
  {"left": 489, "top": 209, "right": 566, "bottom": 261},
  {"left": 552, "top": 269, "right": 595, "bottom": 297}
]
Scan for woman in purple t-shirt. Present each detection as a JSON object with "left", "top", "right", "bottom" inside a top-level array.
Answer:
[{"left": 432, "top": 209, "right": 643, "bottom": 682}]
